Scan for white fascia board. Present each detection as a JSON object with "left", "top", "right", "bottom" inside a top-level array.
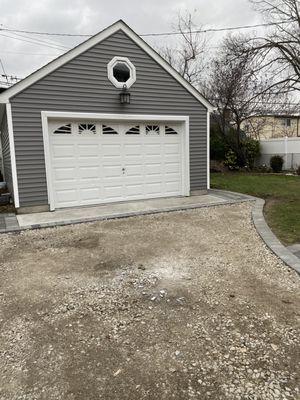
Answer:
[
  {"left": 6, "top": 103, "right": 20, "bottom": 207},
  {"left": 0, "top": 20, "right": 214, "bottom": 111},
  {"left": 207, "top": 110, "right": 210, "bottom": 189},
  {"left": 41, "top": 111, "right": 190, "bottom": 122}
]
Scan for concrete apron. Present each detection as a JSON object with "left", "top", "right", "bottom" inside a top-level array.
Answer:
[{"left": 16, "top": 193, "right": 249, "bottom": 230}]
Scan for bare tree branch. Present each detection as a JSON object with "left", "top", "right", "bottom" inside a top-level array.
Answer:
[{"left": 157, "top": 12, "right": 208, "bottom": 89}]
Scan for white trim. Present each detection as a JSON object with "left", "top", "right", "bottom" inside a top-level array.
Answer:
[
  {"left": 0, "top": 20, "right": 214, "bottom": 111},
  {"left": 107, "top": 56, "right": 136, "bottom": 89},
  {"left": 6, "top": 103, "right": 20, "bottom": 207},
  {"left": 207, "top": 110, "right": 210, "bottom": 189},
  {"left": 41, "top": 112, "right": 55, "bottom": 210},
  {"left": 41, "top": 111, "right": 190, "bottom": 211}
]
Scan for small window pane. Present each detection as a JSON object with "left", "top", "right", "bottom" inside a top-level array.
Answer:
[
  {"left": 53, "top": 124, "right": 71, "bottom": 134},
  {"left": 113, "top": 62, "right": 130, "bottom": 83},
  {"left": 126, "top": 125, "right": 140, "bottom": 134},
  {"left": 146, "top": 125, "right": 160, "bottom": 135},
  {"left": 78, "top": 123, "right": 96, "bottom": 134},
  {"left": 102, "top": 125, "right": 118, "bottom": 134},
  {"left": 165, "top": 126, "right": 178, "bottom": 135}
]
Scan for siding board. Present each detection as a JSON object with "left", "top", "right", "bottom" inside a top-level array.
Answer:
[{"left": 11, "top": 30, "right": 207, "bottom": 207}]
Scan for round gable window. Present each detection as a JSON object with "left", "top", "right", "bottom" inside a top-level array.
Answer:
[{"left": 107, "top": 56, "right": 136, "bottom": 89}]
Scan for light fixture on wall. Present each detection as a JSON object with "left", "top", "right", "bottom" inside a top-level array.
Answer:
[{"left": 120, "top": 84, "right": 130, "bottom": 104}]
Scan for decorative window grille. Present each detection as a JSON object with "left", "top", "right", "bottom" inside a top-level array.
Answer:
[
  {"left": 145, "top": 125, "right": 160, "bottom": 135},
  {"left": 102, "top": 125, "right": 118, "bottom": 134},
  {"left": 78, "top": 123, "right": 96, "bottom": 134},
  {"left": 53, "top": 124, "right": 71, "bottom": 134},
  {"left": 165, "top": 126, "right": 178, "bottom": 135},
  {"left": 125, "top": 125, "right": 140, "bottom": 134}
]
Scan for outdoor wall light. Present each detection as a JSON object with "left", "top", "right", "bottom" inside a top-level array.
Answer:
[{"left": 120, "top": 84, "right": 131, "bottom": 104}]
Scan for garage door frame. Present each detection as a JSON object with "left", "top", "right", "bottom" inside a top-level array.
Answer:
[{"left": 41, "top": 111, "right": 190, "bottom": 211}]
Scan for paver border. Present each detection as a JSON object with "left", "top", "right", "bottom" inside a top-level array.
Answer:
[
  {"left": 1, "top": 192, "right": 252, "bottom": 234},
  {"left": 251, "top": 197, "right": 300, "bottom": 275}
]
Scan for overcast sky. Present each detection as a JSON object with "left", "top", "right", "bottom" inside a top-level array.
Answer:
[{"left": 0, "top": 0, "right": 261, "bottom": 83}]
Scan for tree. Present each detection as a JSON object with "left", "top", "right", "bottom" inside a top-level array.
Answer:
[
  {"left": 206, "top": 34, "right": 286, "bottom": 166},
  {"left": 248, "top": 0, "right": 300, "bottom": 93},
  {"left": 158, "top": 12, "right": 208, "bottom": 88}
]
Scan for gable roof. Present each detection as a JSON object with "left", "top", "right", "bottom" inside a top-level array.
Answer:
[{"left": 0, "top": 20, "right": 214, "bottom": 111}]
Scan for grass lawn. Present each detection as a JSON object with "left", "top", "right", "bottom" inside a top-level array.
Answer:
[{"left": 211, "top": 172, "right": 300, "bottom": 245}]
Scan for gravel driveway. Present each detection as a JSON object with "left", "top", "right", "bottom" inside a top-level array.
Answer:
[{"left": 0, "top": 203, "right": 299, "bottom": 400}]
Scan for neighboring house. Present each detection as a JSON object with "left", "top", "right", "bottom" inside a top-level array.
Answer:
[
  {"left": 0, "top": 20, "right": 214, "bottom": 213},
  {"left": 242, "top": 114, "right": 300, "bottom": 139}
]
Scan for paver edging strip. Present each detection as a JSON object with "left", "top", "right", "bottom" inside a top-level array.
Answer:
[
  {"left": 251, "top": 197, "right": 300, "bottom": 275},
  {"left": 1, "top": 197, "right": 252, "bottom": 234}
]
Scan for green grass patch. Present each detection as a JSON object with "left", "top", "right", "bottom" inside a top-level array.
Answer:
[{"left": 211, "top": 172, "right": 300, "bottom": 245}]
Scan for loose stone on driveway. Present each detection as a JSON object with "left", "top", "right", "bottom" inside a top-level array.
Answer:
[{"left": 0, "top": 203, "right": 299, "bottom": 400}]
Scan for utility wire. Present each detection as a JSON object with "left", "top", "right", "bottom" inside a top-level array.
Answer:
[
  {"left": 0, "top": 50, "right": 60, "bottom": 55},
  {"left": 0, "top": 20, "right": 289, "bottom": 38},
  {"left": 0, "top": 32, "right": 70, "bottom": 51},
  {"left": 6, "top": 31, "right": 69, "bottom": 50}
]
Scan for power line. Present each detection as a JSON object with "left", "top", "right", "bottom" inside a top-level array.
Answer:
[
  {"left": 0, "top": 20, "right": 288, "bottom": 38},
  {"left": 0, "top": 32, "right": 70, "bottom": 51},
  {"left": 0, "top": 50, "right": 60, "bottom": 56},
  {"left": 141, "top": 21, "right": 289, "bottom": 37},
  {"left": 1, "top": 24, "right": 70, "bottom": 49}
]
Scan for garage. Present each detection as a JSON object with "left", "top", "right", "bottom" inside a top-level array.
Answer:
[
  {"left": 0, "top": 20, "right": 213, "bottom": 213},
  {"left": 45, "top": 115, "right": 189, "bottom": 210}
]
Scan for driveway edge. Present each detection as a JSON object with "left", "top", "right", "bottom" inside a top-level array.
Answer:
[
  {"left": 3, "top": 198, "right": 250, "bottom": 234},
  {"left": 251, "top": 197, "right": 300, "bottom": 275}
]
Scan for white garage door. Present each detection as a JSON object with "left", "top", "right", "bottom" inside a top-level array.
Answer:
[{"left": 48, "top": 119, "right": 186, "bottom": 209}]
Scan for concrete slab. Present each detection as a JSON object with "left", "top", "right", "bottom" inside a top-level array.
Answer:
[{"left": 17, "top": 194, "right": 234, "bottom": 229}]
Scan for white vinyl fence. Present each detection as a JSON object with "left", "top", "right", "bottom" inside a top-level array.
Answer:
[{"left": 259, "top": 137, "right": 300, "bottom": 170}]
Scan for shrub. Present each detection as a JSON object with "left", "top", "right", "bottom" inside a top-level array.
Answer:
[
  {"left": 210, "top": 160, "right": 227, "bottom": 173},
  {"left": 210, "top": 127, "right": 226, "bottom": 161},
  {"left": 255, "top": 164, "right": 272, "bottom": 173},
  {"left": 270, "top": 155, "right": 284, "bottom": 173},
  {"left": 296, "top": 165, "right": 300, "bottom": 176},
  {"left": 224, "top": 149, "right": 238, "bottom": 170},
  {"left": 242, "top": 138, "right": 261, "bottom": 169}
]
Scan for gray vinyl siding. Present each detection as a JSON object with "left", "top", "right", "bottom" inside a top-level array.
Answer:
[
  {"left": 0, "top": 111, "right": 13, "bottom": 195},
  {"left": 10, "top": 30, "right": 207, "bottom": 207}
]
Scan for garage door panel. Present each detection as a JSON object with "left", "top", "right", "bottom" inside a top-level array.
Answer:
[
  {"left": 144, "top": 174, "right": 163, "bottom": 184},
  {"left": 103, "top": 185, "right": 124, "bottom": 199},
  {"left": 52, "top": 144, "right": 75, "bottom": 158},
  {"left": 165, "top": 181, "right": 181, "bottom": 192},
  {"left": 144, "top": 182, "right": 162, "bottom": 195},
  {"left": 77, "top": 144, "right": 99, "bottom": 157},
  {"left": 144, "top": 155, "right": 163, "bottom": 164},
  {"left": 165, "top": 143, "right": 180, "bottom": 154},
  {"left": 80, "top": 188, "right": 100, "bottom": 202},
  {"left": 102, "top": 143, "right": 122, "bottom": 156},
  {"left": 165, "top": 162, "right": 181, "bottom": 173},
  {"left": 49, "top": 120, "right": 184, "bottom": 208},
  {"left": 53, "top": 167, "right": 76, "bottom": 181},
  {"left": 144, "top": 163, "right": 162, "bottom": 174},
  {"left": 103, "top": 165, "right": 122, "bottom": 178},
  {"left": 125, "top": 164, "right": 144, "bottom": 176},
  {"left": 145, "top": 144, "right": 162, "bottom": 155},
  {"left": 78, "top": 166, "right": 100, "bottom": 179},
  {"left": 55, "top": 189, "right": 78, "bottom": 203},
  {"left": 125, "top": 184, "right": 144, "bottom": 197}
]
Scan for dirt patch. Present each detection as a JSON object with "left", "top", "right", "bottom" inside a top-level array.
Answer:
[{"left": 0, "top": 203, "right": 299, "bottom": 400}]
